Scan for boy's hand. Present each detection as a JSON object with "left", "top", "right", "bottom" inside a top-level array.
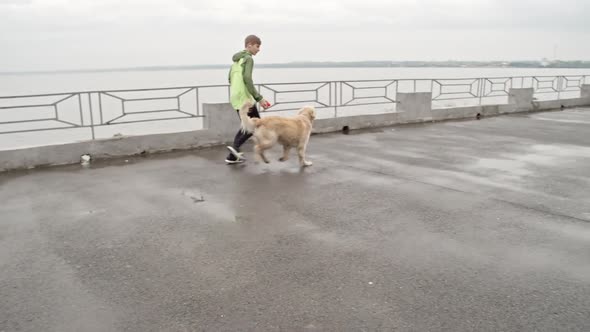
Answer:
[{"left": 260, "top": 99, "right": 271, "bottom": 110}]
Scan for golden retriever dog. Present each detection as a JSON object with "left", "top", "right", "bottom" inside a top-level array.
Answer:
[{"left": 239, "top": 102, "right": 316, "bottom": 167}]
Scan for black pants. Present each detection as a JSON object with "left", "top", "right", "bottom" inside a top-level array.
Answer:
[{"left": 226, "top": 105, "right": 260, "bottom": 161}]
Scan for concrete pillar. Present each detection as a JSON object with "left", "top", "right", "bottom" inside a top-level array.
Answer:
[
  {"left": 508, "top": 88, "right": 534, "bottom": 111},
  {"left": 396, "top": 92, "right": 432, "bottom": 122},
  {"left": 202, "top": 103, "right": 239, "bottom": 143},
  {"left": 581, "top": 84, "right": 590, "bottom": 98}
]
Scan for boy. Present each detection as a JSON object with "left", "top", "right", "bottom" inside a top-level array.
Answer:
[{"left": 225, "top": 34, "right": 270, "bottom": 164}]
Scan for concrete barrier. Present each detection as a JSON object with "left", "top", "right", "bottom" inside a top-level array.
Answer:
[
  {"left": 203, "top": 103, "right": 240, "bottom": 141},
  {"left": 313, "top": 112, "right": 402, "bottom": 134},
  {"left": 1, "top": 95, "right": 589, "bottom": 172},
  {"left": 0, "top": 104, "right": 237, "bottom": 171},
  {"left": 533, "top": 97, "right": 590, "bottom": 111},
  {"left": 508, "top": 88, "right": 535, "bottom": 112},
  {"left": 432, "top": 104, "right": 513, "bottom": 121},
  {"left": 397, "top": 92, "right": 433, "bottom": 123}
]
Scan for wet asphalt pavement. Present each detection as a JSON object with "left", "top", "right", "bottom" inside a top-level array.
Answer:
[{"left": 1, "top": 108, "right": 590, "bottom": 331}]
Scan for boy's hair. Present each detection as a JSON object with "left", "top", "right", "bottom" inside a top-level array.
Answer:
[{"left": 245, "top": 35, "right": 261, "bottom": 47}]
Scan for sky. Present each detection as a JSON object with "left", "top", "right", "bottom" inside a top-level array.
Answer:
[{"left": 1, "top": 0, "right": 589, "bottom": 71}]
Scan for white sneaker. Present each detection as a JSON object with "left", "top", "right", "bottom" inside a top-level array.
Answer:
[
  {"left": 225, "top": 158, "right": 244, "bottom": 164},
  {"left": 226, "top": 146, "right": 246, "bottom": 161}
]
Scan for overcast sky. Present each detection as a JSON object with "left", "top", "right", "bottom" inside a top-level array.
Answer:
[{"left": 1, "top": 0, "right": 589, "bottom": 71}]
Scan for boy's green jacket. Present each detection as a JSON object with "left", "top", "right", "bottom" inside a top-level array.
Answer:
[{"left": 229, "top": 50, "right": 263, "bottom": 110}]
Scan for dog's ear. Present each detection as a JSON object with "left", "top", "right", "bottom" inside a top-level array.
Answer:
[{"left": 306, "top": 106, "right": 316, "bottom": 121}]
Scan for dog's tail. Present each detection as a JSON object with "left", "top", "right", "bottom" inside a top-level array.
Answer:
[{"left": 239, "top": 101, "right": 258, "bottom": 133}]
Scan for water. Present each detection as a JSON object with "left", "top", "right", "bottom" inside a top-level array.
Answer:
[
  {"left": 2, "top": 67, "right": 590, "bottom": 96},
  {"left": 1, "top": 67, "right": 589, "bottom": 151}
]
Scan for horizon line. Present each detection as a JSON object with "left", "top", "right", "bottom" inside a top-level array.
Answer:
[{"left": 2, "top": 59, "right": 590, "bottom": 75}]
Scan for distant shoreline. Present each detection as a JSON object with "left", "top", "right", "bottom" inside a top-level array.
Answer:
[{"left": 2, "top": 60, "right": 590, "bottom": 75}]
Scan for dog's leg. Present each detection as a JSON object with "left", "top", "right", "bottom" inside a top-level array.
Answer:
[
  {"left": 297, "top": 144, "right": 312, "bottom": 167},
  {"left": 297, "top": 132, "right": 312, "bottom": 167},
  {"left": 279, "top": 145, "right": 291, "bottom": 162},
  {"left": 255, "top": 141, "right": 271, "bottom": 164},
  {"left": 297, "top": 146, "right": 311, "bottom": 166}
]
